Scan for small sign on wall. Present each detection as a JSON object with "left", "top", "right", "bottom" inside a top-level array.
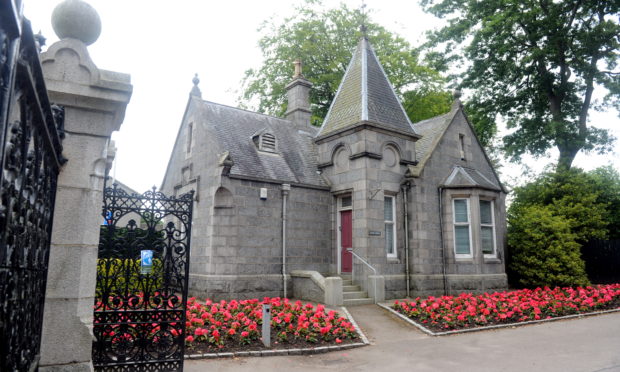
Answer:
[
  {"left": 369, "top": 231, "right": 382, "bottom": 236},
  {"left": 141, "top": 250, "right": 153, "bottom": 274}
]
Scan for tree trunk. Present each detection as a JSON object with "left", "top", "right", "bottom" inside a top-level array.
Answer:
[{"left": 557, "top": 145, "right": 579, "bottom": 171}]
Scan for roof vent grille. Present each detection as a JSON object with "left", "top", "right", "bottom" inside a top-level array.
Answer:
[{"left": 260, "top": 133, "right": 277, "bottom": 152}]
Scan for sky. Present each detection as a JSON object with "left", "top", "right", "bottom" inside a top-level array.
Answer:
[{"left": 25, "top": 0, "right": 620, "bottom": 193}]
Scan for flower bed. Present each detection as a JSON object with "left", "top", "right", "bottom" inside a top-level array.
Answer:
[
  {"left": 392, "top": 284, "right": 620, "bottom": 332},
  {"left": 185, "top": 297, "right": 359, "bottom": 353}
]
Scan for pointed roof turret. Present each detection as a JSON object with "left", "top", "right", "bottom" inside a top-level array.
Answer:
[{"left": 316, "top": 37, "right": 418, "bottom": 139}]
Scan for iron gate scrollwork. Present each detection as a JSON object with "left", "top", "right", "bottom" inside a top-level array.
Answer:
[
  {"left": 0, "top": 2, "right": 66, "bottom": 371},
  {"left": 93, "top": 184, "right": 194, "bottom": 371}
]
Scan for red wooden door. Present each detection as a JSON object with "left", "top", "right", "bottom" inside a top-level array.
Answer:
[{"left": 340, "top": 210, "right": 352, "bottom": 272}]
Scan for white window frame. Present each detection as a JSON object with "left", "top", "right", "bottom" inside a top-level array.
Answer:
[
  {"left": 480, "top": 199, "right": 497, "bottom": 257},
  {"left": 385, "top": 195, "right": 397, "bottom": 258},
  {"left": 453, "top": 198, "right": 473, "bottom": 258}
]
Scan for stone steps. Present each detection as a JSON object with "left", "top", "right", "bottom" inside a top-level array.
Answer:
[
  {"left": 338, "top": 274, "right": 374, "bottom": 306},
  {"left": 343, "top": 291, "right": 368, "bottom": 300}
]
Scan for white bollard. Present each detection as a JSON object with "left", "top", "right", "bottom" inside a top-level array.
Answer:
[{"left": 262, "top": 304, "right": 271, "bottom": 347}]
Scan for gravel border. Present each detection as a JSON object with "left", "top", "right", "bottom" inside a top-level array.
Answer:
[
  {"left": 378, "top": 302, "right": 620, "bottom": 336},
  {"left": 184, "top": 306, "right": 368, "bottom": 360}
]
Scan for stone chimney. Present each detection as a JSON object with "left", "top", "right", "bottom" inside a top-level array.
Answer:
[{"left": 285, "top": 59, "right": 312, "bottom": 126}]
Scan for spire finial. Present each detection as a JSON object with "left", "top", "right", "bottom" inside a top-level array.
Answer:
[
  {"left": 293, "top": 59, "right": 303, "bottom": 78},
  {"left": 360, "top": 1, "right": 368, "bottom": 38},
  {"left": 190, "top": 73, "right": 202, "bottom": 98}
]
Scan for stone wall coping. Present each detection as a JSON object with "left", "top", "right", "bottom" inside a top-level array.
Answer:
[{"left": 290, "top": 270, "right": 326, "bottom": 291}]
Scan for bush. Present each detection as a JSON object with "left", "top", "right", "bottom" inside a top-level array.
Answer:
[
  {"left": 96, "top": 258, "right": 164, "bottom": 296},
  {"left": 508, "top": 205, "right": 589, "bottom": 287}
]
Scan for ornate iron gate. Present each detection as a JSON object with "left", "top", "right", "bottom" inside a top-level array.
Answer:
[
  {"left": 0, "top": 0, "right": 64, "bottom": 371},
  {"left": 0, "top": 2, "right": 66, "bottom": 371},
  {"left": 93, "top": 184, "right": 193, "bottom": 371}
]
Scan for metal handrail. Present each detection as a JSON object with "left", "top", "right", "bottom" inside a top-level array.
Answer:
[{"left": 347, "top": 248, "right": 378, "bottom": 304}]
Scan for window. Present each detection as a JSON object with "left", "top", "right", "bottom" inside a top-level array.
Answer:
[
  {"left": 186, "top": 122, "right": 193, "bottom": 154},
  {"left": 453, "top": 199, "right": 472, "bottom": 257},
  {"left": 459, "top": 134, "right": 466, "bottom": 160},
  {"left": 340, "top": 195, "right": 352, "bottom": 209},
  {"left": 384, "top": 196, "right": 396, "bottom": 258},
  {"left": 480, "top": 200, "right": 496, "bottom": 256}
]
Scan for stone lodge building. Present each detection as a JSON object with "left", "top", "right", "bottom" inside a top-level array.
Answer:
[{"left": 160, "top": 36, "right": 508, "bottom": 305}]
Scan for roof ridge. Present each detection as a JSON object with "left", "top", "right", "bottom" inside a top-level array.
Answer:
[{"left": 200, "top": 99, "right": 293, "bottom": 123}]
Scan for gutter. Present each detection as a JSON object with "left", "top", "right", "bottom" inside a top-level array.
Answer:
[
  {"left": 438, "top": 187, "right": 448, "bottom": 296},
  {"left": 401, "top": 180, "right": 412, "bottom": 298},
  {"left": 281, "top": 184, "right": 291, "bottom": 298}
]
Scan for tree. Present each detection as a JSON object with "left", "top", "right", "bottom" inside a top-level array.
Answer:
[
  {"left": 509, "top": 167, "right": 617, "bottom": 243},
  {"left": 240, "top": 0, "right": 450, "bottom": 126},
  {"left": 422, "top": 0, "right": 620, "bottom": 170},
  {"left": 507, "top": 166, "right": 620, "bottom": 286},
  {"left": 508, "top": 204, "right": 590, "bottom": 288}
]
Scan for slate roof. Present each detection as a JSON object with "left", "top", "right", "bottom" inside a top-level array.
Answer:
[
  {"left": 405, "top": 107, "right": 458, "bottom": 177},
  {"left": 196, "top": 100, "right": 326, "bottom": 187},
  {"left": 316, "top": 37, "right": 417, "bottom": 138},
  {"left": 442, "top": 166, "right": 502, "bottom": 191}
]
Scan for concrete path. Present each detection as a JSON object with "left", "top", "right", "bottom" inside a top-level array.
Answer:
[{"left": 185, "top": 305, "right": 620, "bottom": 372}]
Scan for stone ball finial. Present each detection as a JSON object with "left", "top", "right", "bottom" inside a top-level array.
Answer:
[
  {"left": 192, "top": 73, "right": 200, "bottom": 86},
  {"left": 51, "top": 0, "right": 102, "bottom": 46},
  {"left": 453, "top": 89, "right": 462, "bottom": 100}
]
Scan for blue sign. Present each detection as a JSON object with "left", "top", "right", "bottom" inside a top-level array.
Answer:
[
  {"left": 102, "top": 211, "right": 112, "bottom": 225},
  {"left": 141, "top": 250, "right": 153, "bottom": 274}
]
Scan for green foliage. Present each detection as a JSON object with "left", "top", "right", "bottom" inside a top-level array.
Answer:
[
  {"left": 508, "top": 205, "right": 590, "bottom": 288},
  {"left": 422, "top": 0, "right": 620, "bottom": 170},
  {"left": 96, "top": 258, "right": 164, "bottom": 295},
  {"left": 509, "top": 167, "right": 620, "bottom": 242},
  {"left": 507, "top": 166, "right": 620, "bottom": 286},
  {"left": 402, "top": 89, "right": 452, "bottom": 125},
  {"left": 587, "top": 166, "right": 620, "bottom": 239},
  {"left": 240, "top": 0, "right": 450, "bottom": 126}
]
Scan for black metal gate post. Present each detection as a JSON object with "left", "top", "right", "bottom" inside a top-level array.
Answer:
[
  {"left": 93, "top": 185, "right": 194, "bottom": 371},
  {"left": 0, "top": 2, "right": 67, "bottom": 370}
]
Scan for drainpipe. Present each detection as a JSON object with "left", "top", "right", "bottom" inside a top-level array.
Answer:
[
  {"left": 438, "top": 187, "right": 448, "bottom": 296},
  {"left": 281, "top": 184, "right": 291, "bottom": 298},
  {"left": 401, "top": 181, "right": 411, "bottom": 298}
]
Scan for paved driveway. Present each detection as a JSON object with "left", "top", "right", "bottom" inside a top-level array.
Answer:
[{"left": 185, "top": 304, "right": 620, "bottom": 372}]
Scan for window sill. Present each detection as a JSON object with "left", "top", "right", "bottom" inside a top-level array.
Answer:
[
  {"left": 387, "top": 257, "right": 400, "bottom": 263},
  {"left": 455, "top": 257, "right": 474, "bottom": 263},
  {"left": 483, "top": 257, "right": 502, "bottom": 264}
]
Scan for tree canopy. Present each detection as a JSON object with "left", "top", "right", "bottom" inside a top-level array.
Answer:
[
  {"left": 507, "top": 166, "right": 620, "bottom": 286},
  {"left": 240, "top": 1, "right": 451, "bottom": 127},
  {"left": 422, "top": 0, "right": 620, "bottom": 170}
]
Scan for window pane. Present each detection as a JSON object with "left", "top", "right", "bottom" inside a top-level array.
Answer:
[
  {"left": 455, "top": 226, "right": 471, "bottom": 254},
  {"left": 454, "top": 200, "right": 468, "bottom": 223},
  {"left": 481, "top": 226, "right": 494, "bottom": 254},
  {"left": 480, "top": 200, "right": 492, "bottom": 224},
  {"left": 384, "top": 197, "right": 393, "bottom": 221},
  {"left": 385, "top": 223, "right": 394, "bottom": 254},
  {"left": 341, "top": 196, "right": 352, "bottom": 208}
]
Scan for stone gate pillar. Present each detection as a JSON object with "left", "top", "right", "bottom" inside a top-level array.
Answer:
[{"left": 38, "top": 1, "right": 132, "bottom": 370}]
